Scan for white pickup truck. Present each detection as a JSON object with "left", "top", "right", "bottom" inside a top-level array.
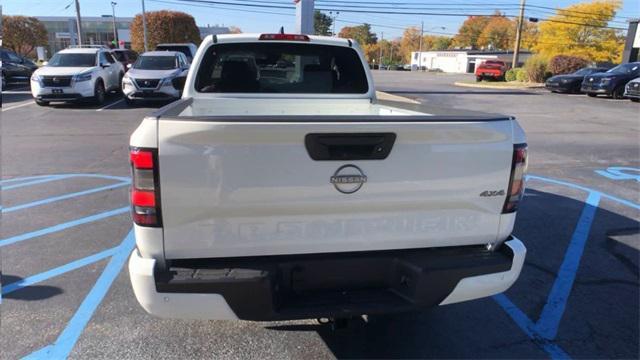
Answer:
[{"left": 128, "top": 33, "right": 528, "bottom": 321}]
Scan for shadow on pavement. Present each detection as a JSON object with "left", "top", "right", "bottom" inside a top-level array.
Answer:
[
  {"left": 1, "top": 275, "right": 63, "bottom": 301},
  {"left": 268, "top": 188, "right": 639, "bottom": 358}
]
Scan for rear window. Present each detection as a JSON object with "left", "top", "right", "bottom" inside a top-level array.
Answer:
[
  {"left": 194, "top": 42, "right": 369, "bottom": 94},
  {"left": 156, "top": 45, "right": 192, "bottom": 60}
]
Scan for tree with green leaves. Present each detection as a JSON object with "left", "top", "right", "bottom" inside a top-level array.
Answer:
[
  {"left": 2, "top": 15, "right": 48, "bottom": 57},
  {"left": 314, "top": 11, "right": 333, "bottom": 36},
  {"left": 338, "top": 24, "right": 377, "bottom": 45}
]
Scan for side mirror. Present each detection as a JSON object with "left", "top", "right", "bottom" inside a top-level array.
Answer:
[
  {"left": 100, "top": 63, "right": 109, "bottom": 68},
  {"left": 127, "top": 63, "right": 132, "bottom": 69}
]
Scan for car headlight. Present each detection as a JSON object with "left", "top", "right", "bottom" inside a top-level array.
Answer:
[
  {"left": 31, "top": 74, "right": 41, "bottom": 82},
  {"left": 601, "top": 77, "right": 613, "bottom": 84},
  {"left": 74, "top": 72, "right": 92, "bottom": 82},
  {"left": 122, "top": 74, "right": 133, "bottom": 85},
  {"left": 161, "top": 77, "right": 175, "bottom": 86}
]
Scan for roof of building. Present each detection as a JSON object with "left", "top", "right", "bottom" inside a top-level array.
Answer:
[{"left": 414, "top": 49, "right": 532, "bottom": 55}]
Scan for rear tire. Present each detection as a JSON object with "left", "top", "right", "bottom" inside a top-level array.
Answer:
[
  {"left": 35, "top": 99, "right": 49, "bottom": 106},
  {"left": 125, "top": 97, "right": 136, "bottom": 106},
  {"left": 93, "top": 80, "right": 106, "bottom": 105},
  {"left": 587, "top": 93, "right": 597, "bottom": 97}
]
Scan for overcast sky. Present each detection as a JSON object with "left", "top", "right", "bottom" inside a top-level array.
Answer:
[{"left": 2, "top": 0, "right": 639, "bottom": 39}]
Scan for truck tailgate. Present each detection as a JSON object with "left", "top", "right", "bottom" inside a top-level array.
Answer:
[{"left": 158, "top": 117, "right": 514, "bottom": 259}]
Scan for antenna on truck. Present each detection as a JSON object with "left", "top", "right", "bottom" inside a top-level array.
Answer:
[{"left": 279, "top": 26, "right": 285, "bottom": 34}]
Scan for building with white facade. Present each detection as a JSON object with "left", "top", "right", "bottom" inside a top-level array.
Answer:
[{"left": 410, "top": 50, "right": 532, "bottom": 73}]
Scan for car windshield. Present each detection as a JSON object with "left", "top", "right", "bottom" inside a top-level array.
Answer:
[
  {"left": 48, "top": 53, "right": 96, "bottom": 67},
  {"left": 133, "top": 56, "right": 177, "bottom": 70},
  {"left": 573, "top": 68, "right": 595, "bottom": 76},
  {"left": 195, "top": 42, "right": 369, "bottom": 94},
  {"left": 606, "top": 63, "right": 640, "bottom": 74}
]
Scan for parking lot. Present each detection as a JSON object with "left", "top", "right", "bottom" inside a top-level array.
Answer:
[{"left": 1, "top": 71, "right": 638, "bottom": 359}]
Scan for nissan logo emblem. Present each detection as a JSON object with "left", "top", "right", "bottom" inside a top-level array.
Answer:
[{"left": 330, "top": 165, "right": 367, "bottom": 194}]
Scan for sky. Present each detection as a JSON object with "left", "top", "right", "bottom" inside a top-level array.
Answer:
[{"left": 2, "top": 0, "right": 639, "bottom": 39}]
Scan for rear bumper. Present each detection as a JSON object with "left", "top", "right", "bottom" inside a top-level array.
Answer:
[
  {"left": 624, "top": 90, "right": 640, "bottom": 99},
  {"left": 129, "top": 237, "right": 525, "bottom": 321}
]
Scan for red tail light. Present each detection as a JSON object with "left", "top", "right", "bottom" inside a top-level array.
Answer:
[
  {"left": 259, "top": 33, "right": 310, "bottom": 41},
  {"left": 130, "top": 147, "right": 161, "bottom": 226},
  {"left": 503, "top": 143, "right": 528, "bottom": 213}
]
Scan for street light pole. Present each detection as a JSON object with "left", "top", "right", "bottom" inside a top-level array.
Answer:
[
  {"left": 417, "top": 21, "right": 423, "bottom": 71},
  {"left": 141, "top": 0, "right": 148, "bottom": 51},
  {"left": 74, "top": 0, "right": 83, "bottom": 46},
  {"left": 111, "top": 2, "right": 118, "bottom": 46},
  {"left": 378, "top": 31, "right": 383, "bottom": 70}
]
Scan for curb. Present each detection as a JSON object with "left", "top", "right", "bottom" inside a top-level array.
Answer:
[{"left": 453, "top": 81, "right": 545, "bottom": 90}]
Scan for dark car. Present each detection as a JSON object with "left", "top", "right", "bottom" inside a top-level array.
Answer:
[
  {"left": 111, "top": 49, "right": 139, "bottom": 71},
  {"left": 581, "top": 62, "right": 640, "bottom": 99},
  {"left": 1, "top": 47, "right": 39, "bottom": 86},
  {"left": 545, "top": 67, "right": 609, "bottom": 93}
]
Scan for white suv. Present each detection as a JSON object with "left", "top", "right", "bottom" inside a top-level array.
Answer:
[{"left": 30, "top": 46, "right": 124, "bottom": 106}]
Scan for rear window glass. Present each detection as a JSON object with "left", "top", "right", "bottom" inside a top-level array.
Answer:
[
  {"left": 194, "top": 42, "right": 369, "bottom": 94},
  {"left": 156, "top": 46, "right": 192, "bottom": 59}
]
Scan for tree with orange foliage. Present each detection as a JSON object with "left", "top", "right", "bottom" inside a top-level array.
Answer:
[{"left": 130, "top": 10, "right": 201, "bottom": 53}]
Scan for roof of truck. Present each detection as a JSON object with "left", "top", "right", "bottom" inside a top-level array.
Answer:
[{"left": 203, "top": 33, "right": 354, "bottom": 47}]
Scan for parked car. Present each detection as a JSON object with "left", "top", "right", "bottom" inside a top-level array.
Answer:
[
  {"left": 545, "top": 67, "right": 610, "bottom": 93},
  {"left": 581, "top": 62, "right": 640, "bottom": 99},
  {"left": 30, "top": 46, "right": 125, "bottom": 106},
  {"left": 155, "top": 43, "right": 198, "bottom": 63},
  {"left": 122, "top": 51, "right": 189, "bottom": 105},
  {"left": 624, "top": 77, "right": 640, "bottom": 102},
  {"left": 1, "top": 47, "right": 39, "bottom": 85},
  {"left": 112, "top": 49, "right": 138, "bottom": 71},
  {"left": 128, "top": 33, "right": 528, "bottom": 322},
  {"left": 475, "top": 60, "right": 508, "bottom": 81}
]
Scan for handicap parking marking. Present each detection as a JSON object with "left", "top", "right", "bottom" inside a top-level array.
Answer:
[
  {"left": 23, "top": 229, "right": 135, "bottom": 360},
  {"left": 493, "top": 174, "right": 639, "bottom": 359},
  {"left": 595, "top": 166, "right": 640, "bottom": 182}
]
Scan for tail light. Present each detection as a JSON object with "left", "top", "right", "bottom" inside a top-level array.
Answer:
[
  {"left": 130, "top": 147, "right": 161, "bottom": 226},
  {"left": 503, "top": 143, "right": 528, "bottom": 213}
]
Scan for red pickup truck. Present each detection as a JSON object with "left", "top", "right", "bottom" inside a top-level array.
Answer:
[{"left": 475, "top": 60, "right": 508, "bottom": 81}]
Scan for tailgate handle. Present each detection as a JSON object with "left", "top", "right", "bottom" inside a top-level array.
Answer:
[{"left": 305, "top": 133, "right": 396, "bottom": 160}]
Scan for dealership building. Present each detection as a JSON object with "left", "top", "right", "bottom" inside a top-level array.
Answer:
[
  {"left": 35, "top": 16, "right": 229, "bottom": 59},
  {"left": 410, "top": 50, "right": 532, "bottom": 73}
]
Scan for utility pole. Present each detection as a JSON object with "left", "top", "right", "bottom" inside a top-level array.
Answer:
[
  {"left": 512, "top": 0, "right": 526, "bottom": 68},
  {"left": 74, "top": 0, "right": 83, "bottom": 46},
  {"left": 329, "top": 11, "right": 339, "bottom": 36},
  {"left": 141, "top": 0, "right": 148, "bottom": 51},
  {"left": 295, "top": 0, "right": 314, "bottom": 34},
  {"left": 417, "top": 21, "right": 423, "bottom": 71},
  {"left": 111, "top": 2, "right": 118, "bottom": 45},
  {"left": 389, "top": 42, "right": 393, "bottom": 70},
  {"left": 378, "top": 32, "right": 383, "bottom": 70}
]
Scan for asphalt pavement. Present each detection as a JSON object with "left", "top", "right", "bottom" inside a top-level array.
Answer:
[{"left": 1, "top": 72, "right": 638, "bottom": 359}]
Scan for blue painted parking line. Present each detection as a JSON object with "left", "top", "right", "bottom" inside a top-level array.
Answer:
[
  {"left": 2, "top": 181, "right": 130, "bottom": 214},
  {"left": 493, "top": 294, "right": 570, "bottom": 359},
  {"left": 23, "top": 229, "right": 135, "bottom": 360},
  {"left": 0, "top": 175, "right": 60, "bottom": 184},
  {"left": 3, "top": 175, "right": 76, "bottom": 190},
  {"left": 0, "top": 207, "right": 129, "bottom": 247},
  {"left": 536, "top": 192, "right": 600, "bottom": 339},
  {"left": 2, "top": 246, "right": 120, "bottom": 295}
]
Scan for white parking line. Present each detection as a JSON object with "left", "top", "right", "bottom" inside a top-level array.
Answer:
[
  {"left": 2, "top": 100, "right": 35, "bottom": 112},
  {"left": 2, "top": 90, "right": 32, "bottom": 95},
  {"left": 96, "top": 99, "right": 124, "bottom": 112}
]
